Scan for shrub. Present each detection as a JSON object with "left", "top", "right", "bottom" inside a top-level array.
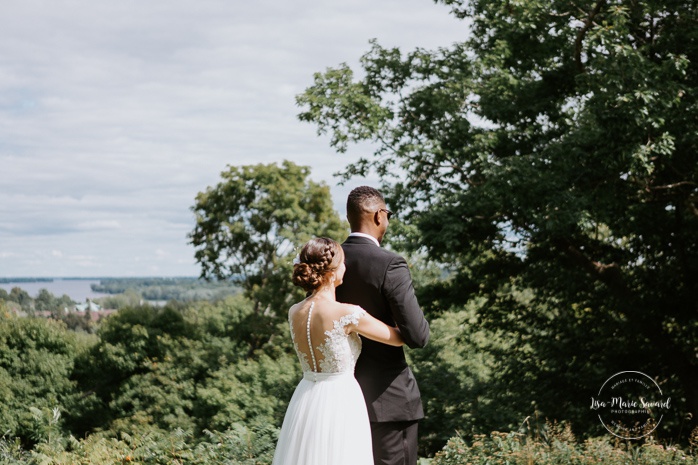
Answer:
[
  {"left": 0, "top": 316, "right": 94, "bottom": 447},
  {"left": 1, "top": 425, "right": 278, "bottom": 465},
  {"left": 431, "top": 427, "right": 698, "bottom": 465}
]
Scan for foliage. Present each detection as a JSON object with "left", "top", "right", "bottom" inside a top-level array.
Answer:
[
  {"left": 0, "top": 425, "right": 278, "bottom": 465},
  {"left": 92, "top": 289, "right": 143, "bottom": 310},
  {"left": 0, "top": 294, "right": 297, "bottom": 463},
  {"left": 196, "top": 351, "right": 297, "bottom": 432},
  {"left": 297, "top": 0, "right": 698, "bottom": 438},
  {"left": 2, "top": 420, "right": 696, "bottom": 464},
  {"left": 33, "top": 290, "right": 73, "bottom": 317},
  {"left": 189, "top": 160, "right": 348, "bottom": 318},
  {"left": 0, "top": 287, "right": 75, "bottom": 318},
  {"left": 431, "top": 426, "right": 698, "bottom": 465},
  {"left": 2, "top": 287, "right": 698, "bottom": 462},
  {"left": 70, "top": 295, "right": 298, "bottom": 439},
  {"left": 0, "top": 316, "right": 94, "bottom": 447},
  {"left": 410, "top": 299, "right": 516, "bottom": 454},
  {"left": 1, "top": 287, "right": 33, "bottom": 315}
]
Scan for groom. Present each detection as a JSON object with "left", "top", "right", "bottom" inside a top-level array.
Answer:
[{"left": 337, "top": 186, "right": 430, "bottom": 465}]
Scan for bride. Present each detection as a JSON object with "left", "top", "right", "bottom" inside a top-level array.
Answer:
[{"left": 271, "top": 237, "right": 404, "bottom": 465}]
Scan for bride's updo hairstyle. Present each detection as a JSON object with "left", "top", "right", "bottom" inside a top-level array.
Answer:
[{"left": 292, "top": 237, "right": 343, "bottom": 293}]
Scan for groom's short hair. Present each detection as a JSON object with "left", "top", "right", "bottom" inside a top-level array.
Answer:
[{"left": 347, "top": 186, "right": 385, "bottom": 229}]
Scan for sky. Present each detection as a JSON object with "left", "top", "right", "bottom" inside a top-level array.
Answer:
[{"left": 0, "top": 0, "right": 467, "bottom": 278}]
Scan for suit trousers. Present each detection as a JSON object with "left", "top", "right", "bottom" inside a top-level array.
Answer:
[{"left": 370, "top": 420, "right": 419, "bottom": 465}]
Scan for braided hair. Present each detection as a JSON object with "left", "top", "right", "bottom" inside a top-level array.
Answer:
[{"left": 292, "top": 237, "right": 343, "bottom": 292}]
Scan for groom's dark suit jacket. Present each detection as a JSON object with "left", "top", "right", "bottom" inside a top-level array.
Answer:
[{"left": 337, "top": 235, "right": 430, "bottom": 422}]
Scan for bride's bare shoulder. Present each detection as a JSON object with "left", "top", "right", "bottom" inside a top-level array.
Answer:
[
  {"left": 326, "top": 301, "right": 361, "bottom": 313},
  {"left": 288, "top": 300, "right": 307, "bottom": 319},
  {"left": 308, "top": 300, "right": 345, "bottom": 321},
  {"left": 324, "top": 303, "right": 365, "bottom": 323},
  {"left": 338, "top": 302, "right": 365, "bottom": 314}
]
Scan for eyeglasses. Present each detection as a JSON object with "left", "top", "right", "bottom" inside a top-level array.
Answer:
[{"left": 378, "top": 208, "right": 394, "bottom": 220}]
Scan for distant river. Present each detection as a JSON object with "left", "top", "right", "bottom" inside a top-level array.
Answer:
[{"left": 0, "top": 279, "right": 109, "bottom": 303}]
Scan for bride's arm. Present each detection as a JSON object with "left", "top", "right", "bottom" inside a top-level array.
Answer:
[{"left": 352, "top": 311, "right": 404, "bottom": 347}]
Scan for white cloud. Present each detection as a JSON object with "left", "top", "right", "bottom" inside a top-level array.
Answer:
[{"left": 0, "top": 0, "right": 467, "bottom": 277}]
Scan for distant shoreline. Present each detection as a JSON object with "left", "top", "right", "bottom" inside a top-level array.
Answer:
[
  {"left": 0, "top": 277, "right": 53, "bottom": 283},
  {"left": 0, "top": 279, "right": 109, "bottom": 302},
  {"left": 0, "top": 277, "right": 237, "bottom": 303}
]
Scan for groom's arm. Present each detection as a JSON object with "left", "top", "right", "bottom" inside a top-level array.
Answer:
[{"left": 383, "top": 256, "right": 430, "bottom": 349}]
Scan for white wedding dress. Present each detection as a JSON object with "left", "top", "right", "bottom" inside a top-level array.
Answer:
[{"left": 271, "top": 301, "right": 373, "bottom": 465}]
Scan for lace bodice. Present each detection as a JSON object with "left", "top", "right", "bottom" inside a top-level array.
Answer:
[{"left": 289, "top": 302, "right": 366, "bottom": 375}]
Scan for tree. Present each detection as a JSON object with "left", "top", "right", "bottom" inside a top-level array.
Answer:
[
  {"left": 71, "top": 304, "right": 203, "bottom": 435},
  {"left": 0, "top": 316, "right": 88, "bottom": 447},
  {"left": 8, "top": 287, "right": 33, "bottom": 315},
  {"left": 189, "top": 160, "right": 347, "bottom": 317},
  {"left": 34, "top": 289, "right": 72, "bottom": 318},
  {"left": 298, "top": 0, "right": 697, "bottom": 439},
  {"left": 70, "top": 297, "right": 299, "bottom": 439}
]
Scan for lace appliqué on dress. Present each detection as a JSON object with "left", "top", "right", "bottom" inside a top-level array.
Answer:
[
  {"left": 318, "top": 308, "right": 366, "bottom": 373},
  {"left": 290, "top": 305, "right": 367, "bottom": 374}
]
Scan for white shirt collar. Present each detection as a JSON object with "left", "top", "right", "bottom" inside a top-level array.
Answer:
[{"left": 349, "top": 232, "right": 380, "bottom": 247}]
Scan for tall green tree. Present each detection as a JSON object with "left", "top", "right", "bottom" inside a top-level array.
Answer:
[
  {"left": 70, "top": 297, "right": 298, "bottom": 439},
  {"left": 298, "top": 0, "right": 697, "bottom": 437},
  {"left": 189, "top": 160, "right": 347, "bottom": 317},
  {"left": 7, "top": 287, "right": 33, "bottom": 315},
  {"left": 0, "top": 316, "right": 89, "bottom": 446},
  {"left": 34, "top": 289, "right": 73, "bottom": 318}
]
